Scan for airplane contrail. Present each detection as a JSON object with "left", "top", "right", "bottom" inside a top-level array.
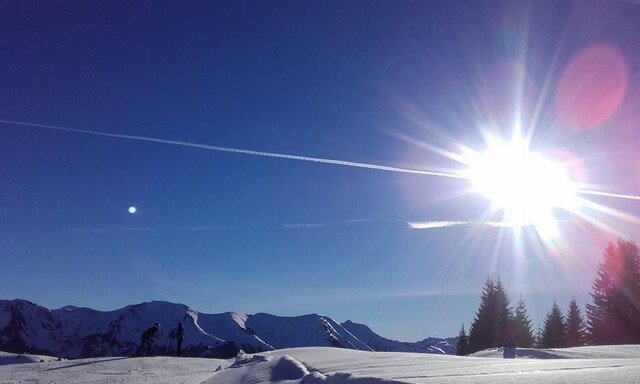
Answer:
[
  {"left": 0, "top": 119, "right": 465, "bottom": 179},
  {"left": 575, "top": 189, "right": 640, "bottom": 201},
  {"left": 71, "top": 225, "right": 232, "bottom": 233},
  {"left": 407, "top": 221, "right": 523, "bottom": 229},
  {"left": 282, "top": 219, "right": 405, "bottom": 229},
  {"left": 3, "top": 119, "right": 640, "bottom": 201}
]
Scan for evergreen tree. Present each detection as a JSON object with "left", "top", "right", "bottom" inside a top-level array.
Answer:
[
  {"left": 468, "top": 276, "right": 512, "bottom": 353},
  {"left": 542, "top": 301, "right": 566, "bottom": 348},
  {"left": 533, "top": 324, "right": 543, "bottom": 348},
  {"left": 512, "top": 296, "right": 535, "bottom": 348},
  {"left": 468, "top": 276, "right": 494, "bottom": 353},
  {"left": 586, "top": 240, "right": 640, "bottom": 345},
  {"left": 493, "top": 278, "right": 512, "bottom": 347},
  {"left": 456, "top": 324, "right": 468, "bottom": 356},
  {"left": 565, "top": 298, "right": 586, "bottom": 347}
]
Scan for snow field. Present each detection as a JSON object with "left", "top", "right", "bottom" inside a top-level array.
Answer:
[
  {"left": 0, "top": 351, "right": 60, "bottom": 366},
  {"left": 2, "top": 345, "right": 640, "bottom": 383}
]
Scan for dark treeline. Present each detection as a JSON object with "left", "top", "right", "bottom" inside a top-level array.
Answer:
[{"left": 457, "top": 239, "right": 640, "bottom": 355}]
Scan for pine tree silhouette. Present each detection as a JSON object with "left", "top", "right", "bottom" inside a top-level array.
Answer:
[
  {"left": 456, "top": 323, "right": 468, "bottom": 356},
  {"left": 512, "top": 296, "right": 535, "bottom": 348},
  {"left": 565, "top": 298, "right": 586, "bottom": 347},
  {"left": 586, "top": 240, "right": 640, "bottom": 345},
  {"left": 542, "top": 301, "right": 566, "bottom": 348},
  {"left": 533, "top": 324, "right": 543, "bottom": 348},
  {"left": 468, "top": 276, "right": 512, "bottom": 353}
]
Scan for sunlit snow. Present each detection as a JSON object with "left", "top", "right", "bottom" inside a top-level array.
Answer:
[{"left": 3, "top": 345, "right": 640, "bottom": 383}]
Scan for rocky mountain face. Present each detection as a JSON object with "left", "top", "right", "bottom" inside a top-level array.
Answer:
[{"left": 0, "top": 299, "right": 455, "bottom": 359}]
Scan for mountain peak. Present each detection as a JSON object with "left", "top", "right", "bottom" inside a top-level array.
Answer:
[{"left": 0, "top": 299, "right": 456, "bottom": 359}]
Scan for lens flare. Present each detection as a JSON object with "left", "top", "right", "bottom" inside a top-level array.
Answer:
[{"left": 556, "top": 44, "right": 628, "bottom": 131}]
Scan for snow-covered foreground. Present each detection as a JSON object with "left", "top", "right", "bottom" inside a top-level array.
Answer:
[
  {"left": 2, "top": 345, "right": 640, "bottom": 383},
  {"left": 0, "top": 352, "right": 233, "bottom": 383},
  {"left": 0, "top": 351, "right": 60, "bottom": 366}
]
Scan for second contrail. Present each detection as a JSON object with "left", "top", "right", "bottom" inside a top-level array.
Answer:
[{"left": 0, "top": 119, "right": 466, "bottom": 179}]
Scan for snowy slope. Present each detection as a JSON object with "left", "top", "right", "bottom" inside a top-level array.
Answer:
[
  {"left": 342, "top": 320, "right": 456, "bottom": 354},
  {"left": 470, "top": 344, "right": 640, "bottom": 359},
  {"left": 414, "top": 336, "right": 458, "bottom": 355},
  {"left": 3, "top": 345, "right": 640, "bottom": 383},
  {"left": 0, "top": 351, "right": 60, "bottom": 366},
  {"left": 0, "top": 354, "right": 232, "bottom": 383},
  {"left": 246, "top": 313, "right": 373, "bottom": 350},
  {"left": 194, "top": 311, "right": 273, "bottom": 352}
]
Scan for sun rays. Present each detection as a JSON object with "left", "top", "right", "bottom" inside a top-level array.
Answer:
[
  {"left": 461, "top": 129, "right": 578, "bottom": 233},
  {"left": 390, "top": 40, "right": 639, "bottom": 286}
]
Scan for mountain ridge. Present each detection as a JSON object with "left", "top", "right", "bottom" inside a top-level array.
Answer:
[
  {"left": 341, "top": 319, "right": 457, "bottom": 354},
  {"left": 0, "top": 299, "right": 456, "bottom": 359}
]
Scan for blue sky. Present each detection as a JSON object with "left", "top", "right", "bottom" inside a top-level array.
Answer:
[{"left": 2, "top": 0, "right": 640, "bottom": 340}]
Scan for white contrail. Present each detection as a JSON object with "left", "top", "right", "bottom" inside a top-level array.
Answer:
[
  {"left": 408, "top": 221, "right": 526, "bottom": 229},
  {"left": 282, "top": 219, "right": 403, "bottom": 229},
  {"left": 72, "top": 225, "right": 231, "bottom": 233},
  {"left": 408, "top": 221, "right": 469, "bottom": 229},
  {"left": 0, "top": 119, "right": 465, "bottom": 179},
  {"left": 575, "top": 189, "right": 640, "bottom": 201},
  {"left": 5, "top": 119, "right": 640, "bottom": 201}
]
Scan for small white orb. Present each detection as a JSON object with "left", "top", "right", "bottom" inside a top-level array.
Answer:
[{"left": 128, "top": 206, "right": 137, "bottom": 214}]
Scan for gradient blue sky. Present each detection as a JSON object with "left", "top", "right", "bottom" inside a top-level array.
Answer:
[{"left": 2, "top": 0, "right": 640, "bottom": 340}]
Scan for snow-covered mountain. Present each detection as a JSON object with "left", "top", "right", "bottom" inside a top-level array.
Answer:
[
  {"left": 0, "top": 299, "right": 241, "bottom": 358},
  {"left": 414, "top": 336, "right": 458, "bottom": 355},
  {"left": 341, "top": 320, "right": 457, "bottom": 354},
  {"left": 0, "top": 299, "right": 454, "bottom": 359},
  {"left": 247, "top": 313, "right": 372, "bottom": 351}
]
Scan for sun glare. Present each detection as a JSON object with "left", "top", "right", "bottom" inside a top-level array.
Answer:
[{"left": 464, "top": 135, "right": 578, "bottom": 233}]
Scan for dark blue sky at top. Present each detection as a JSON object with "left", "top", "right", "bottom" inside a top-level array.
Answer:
[{"left": 2, "top": 0, "right": 640, "bottom": 340}]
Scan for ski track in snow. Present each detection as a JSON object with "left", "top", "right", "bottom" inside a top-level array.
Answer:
[{"left": 2, "top": 346, "right": 640, "bottom": 383}]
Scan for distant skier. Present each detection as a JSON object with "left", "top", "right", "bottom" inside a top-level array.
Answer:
[
  {"left": 136, "top": 323, "right": 160, "bottom": 356},
  {"left": 175, "top": 322, "right": 184, "bottom": 356}
]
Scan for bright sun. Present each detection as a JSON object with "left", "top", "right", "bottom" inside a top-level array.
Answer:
[{"left": 464, "top": 136, "right": 578, "bottom": 232}]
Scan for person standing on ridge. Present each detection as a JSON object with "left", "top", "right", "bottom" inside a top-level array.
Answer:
[
  {"left": 136, "top": 323, "right": 160, "bottom": 356},
  {"left": 176, "top": 322, "right": 184, "bottom": 356}
]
